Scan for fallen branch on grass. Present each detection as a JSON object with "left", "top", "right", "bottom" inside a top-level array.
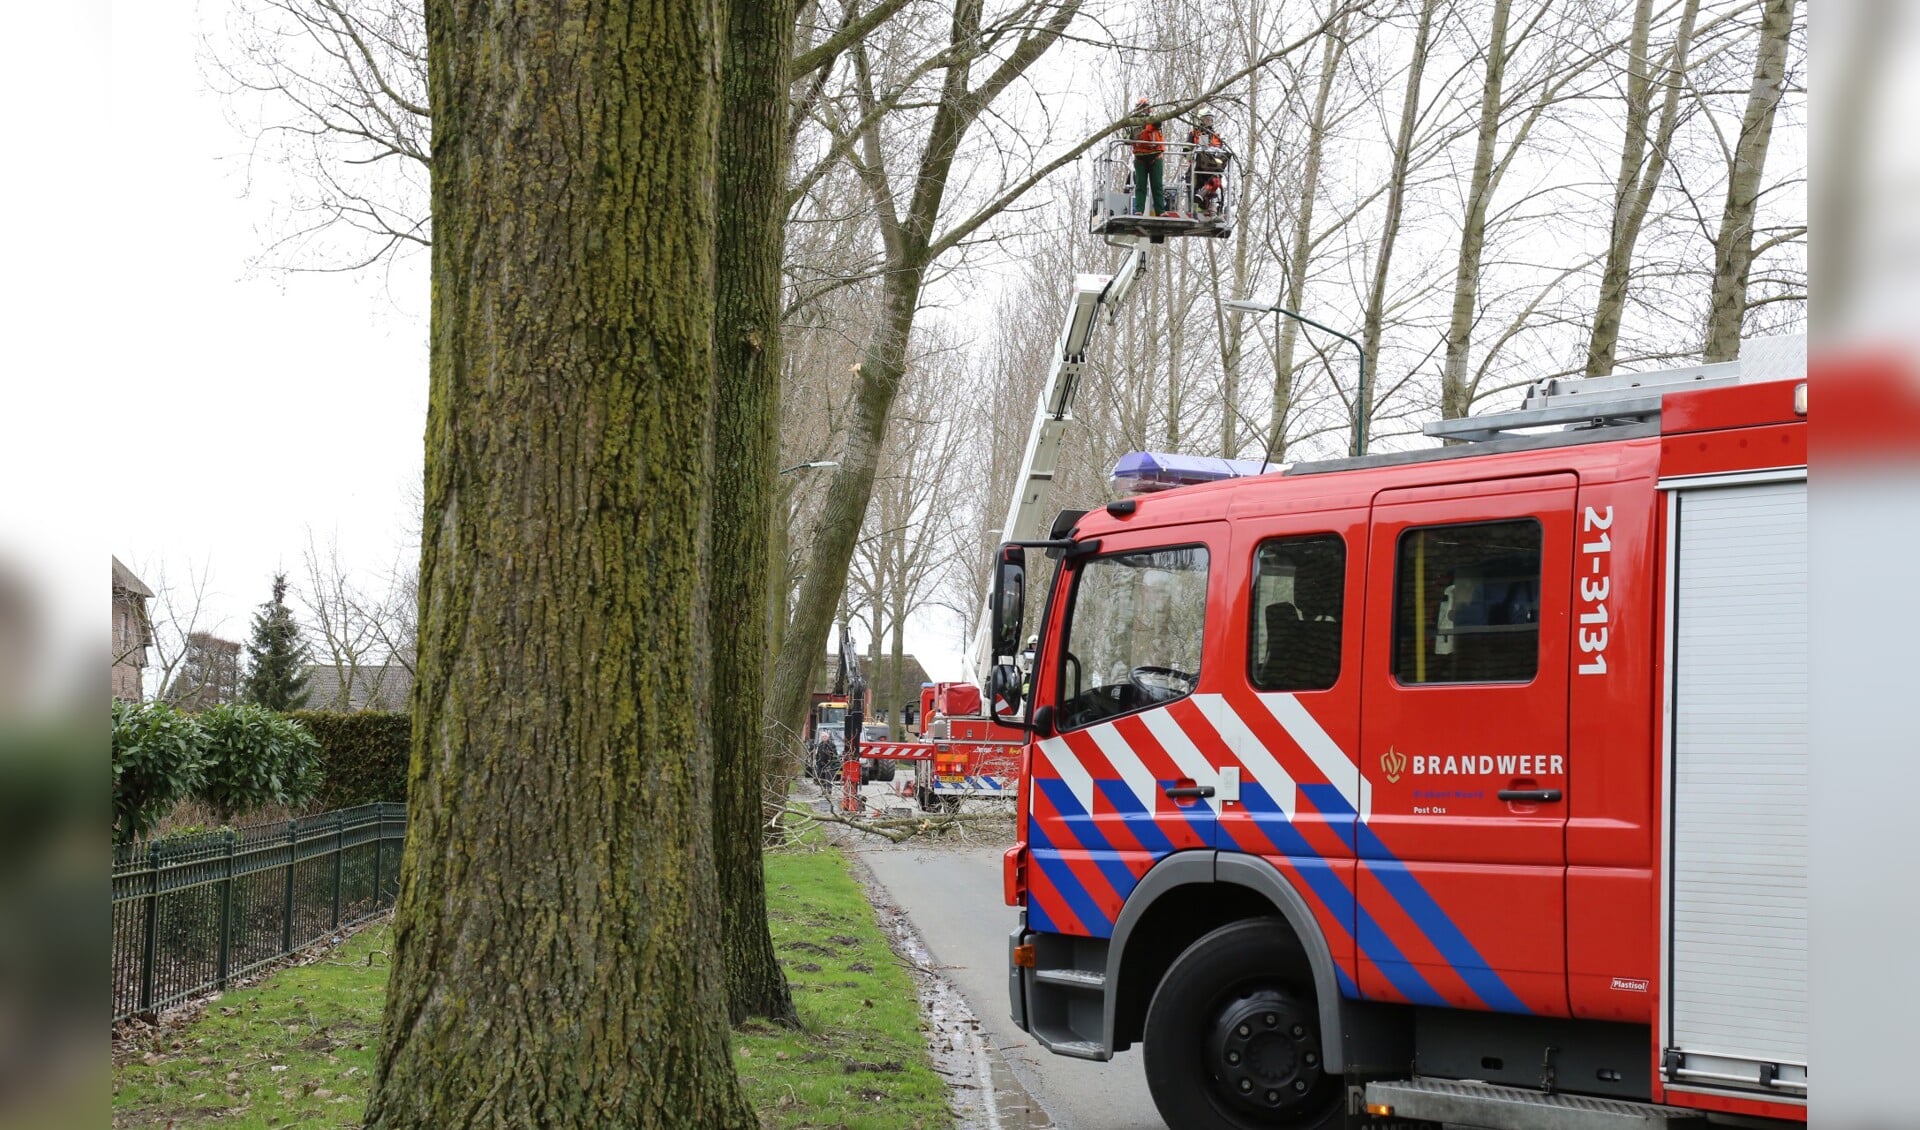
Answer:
[{"left": 781, "top": 802, "right": 1011, "bottom": 844}]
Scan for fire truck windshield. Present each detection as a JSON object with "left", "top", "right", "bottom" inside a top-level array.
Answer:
[{"left": 1056, "top": 546, "right": 1208, "bottom": 730}]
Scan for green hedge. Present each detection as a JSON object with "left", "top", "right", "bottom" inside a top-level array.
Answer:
[
  {"left": 113, "top": 700, "right": 205, "bottom": 842},
  {"left": 289, "top": 711, "right": 411, "bottom": 807}
]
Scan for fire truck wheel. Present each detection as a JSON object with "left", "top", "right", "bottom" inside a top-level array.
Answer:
[{"left": 1143, "top": 919, "right": 1342, "bottom": 1130}]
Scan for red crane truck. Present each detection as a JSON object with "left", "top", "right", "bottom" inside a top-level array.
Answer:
[{"left": 987, "top": 341, "right": 1812, "bottom": 1129}]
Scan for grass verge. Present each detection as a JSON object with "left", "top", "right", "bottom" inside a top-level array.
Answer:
[
  {"left": 737, "top": 844, "right": 952, "bottom": 1129},
  {"left": 113, "top": 843, "right": 952, "bottom": 1129}
]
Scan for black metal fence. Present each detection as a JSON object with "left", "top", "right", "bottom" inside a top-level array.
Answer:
[{"left": 111, "top": 802, "right": 407, "bottom": 1022}]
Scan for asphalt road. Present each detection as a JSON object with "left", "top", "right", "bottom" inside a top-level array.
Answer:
[{"left": 853, "top": 843, "right": 1164, "bottom": 1130}]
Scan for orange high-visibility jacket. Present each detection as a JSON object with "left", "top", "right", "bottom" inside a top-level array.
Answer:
[
  {"left": 1189, "top": 128, "right": 1228, "bottom": 171},
  {"left": 1131, "top": 121, "right": 1164, "bottom": 156}
]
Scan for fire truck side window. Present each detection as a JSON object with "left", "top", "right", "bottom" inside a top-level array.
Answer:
[
  {"left": 1248, "top": 534, "right": 1345, "bottom": 691},
  {"left": 1057, "top": 546, "right": 1209, "bottom": 731},
  {"left": 1392, "top": 520, "right": 1543, "bottom": 684}
]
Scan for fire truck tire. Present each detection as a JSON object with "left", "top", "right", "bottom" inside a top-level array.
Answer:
[{"left": 1143, "top": 919, "right": 1342, "bottom": 1130}]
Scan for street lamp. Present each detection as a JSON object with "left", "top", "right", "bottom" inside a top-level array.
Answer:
[
  {"left": 779, "top": 459, "right": 840, "bottom": 476},
  {"left": 1225, "top": 297, "right": 1370, "bottom": 460}
]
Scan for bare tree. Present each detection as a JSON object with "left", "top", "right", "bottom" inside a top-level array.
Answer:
[
  {"left": 206, "top": 0, "right": 430, "bottom": 270},
  {"left": 847, "top": 351, "right": 969, "bottom": 735},
  {"left": 166, "top": 632, "right": 245, "bottom": 711},
  {"left": 1358, "top": 0, "right": 1439, "bottom": 441},
  {"left": 1264, "top": 9, "right": 1351, "bottom": 454},
  {"left": 135, "top": 559, "right": 229, "bottom": 705},
  {"left": 1437, "top": 0, "right": 1619, "bottom": 418},
  {"left": 299, "top": 531, "right": 395, "bottom": 709},
  {"left": 768, "top": 0, "right": 1091, "bottom": 764},
  {"left": 362, "top": 551, "right": 418, "bottom": 679},
  {"left": 768, "top": 0, "right": 1360, "bottom": 764},
  {"left": 1585, "top": 0, "right": 1701, "bottom": 375},
  {"left": 1702, "top": 0, "right": 1799, "bottom": 360},
  {"left": 1438, "top": 0, "right": 1516, "bottom": 420}
]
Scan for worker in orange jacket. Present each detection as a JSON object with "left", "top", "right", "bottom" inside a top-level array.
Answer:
[
  {"left": 1187, "top": 110, "right": 1231, "bottom": 217},
  {"left": 1129, "top": 98, "right": 1167, "bottom": 216}
]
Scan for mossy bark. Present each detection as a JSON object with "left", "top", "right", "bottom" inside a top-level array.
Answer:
[
  {"left": 367, "top": 0, "right": 754, "bottom": 1125},
  {"left": 710, "top": 0, "right": 800, "bottom": 1027}
]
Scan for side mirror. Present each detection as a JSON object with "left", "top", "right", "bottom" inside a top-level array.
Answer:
[
  {"left": 991, "top": 545, "right": 1026, "bottom": 663},
  {"left": 989, "top": 663, "right": 1025, "bottom": 725}
]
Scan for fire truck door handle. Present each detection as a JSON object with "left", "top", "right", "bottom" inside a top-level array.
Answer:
[
  {"left": 1164, "top": 785, "right": 1215, "bottom": 799},
  {"left": 1497, "top": 788, "right": 1562, "bottom": 803}
]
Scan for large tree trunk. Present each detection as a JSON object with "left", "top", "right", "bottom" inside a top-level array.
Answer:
[
  {"left": 1704, "top": 0, "right": 1796, "bottom": 362},
  {"left": 369, "top": 0, "right": 754, "bottom": 1125},
  {"left": 1585, "top": 0, "right": 1699, "bottom": 376},
  {"left": 710, "top": 0, "right": 800, "bottom": 1028},
  {"left": 1440, "top": 0, "right": 1512, "bottom": 419}
]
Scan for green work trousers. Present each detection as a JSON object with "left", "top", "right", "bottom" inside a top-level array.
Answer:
[{"left": 1132, "top": 155, "right": 1165, "bottom": 215}]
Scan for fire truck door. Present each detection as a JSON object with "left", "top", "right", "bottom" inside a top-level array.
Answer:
[
  {"left": 1026, "top": 523, "right": 1227, "bottom": 938},
  {"left": 1358, "top": 474, "right": 1574, "bottom": 1017},
  {"left": 1215, "top": 515, "right": 1365, "bottom": 986}
]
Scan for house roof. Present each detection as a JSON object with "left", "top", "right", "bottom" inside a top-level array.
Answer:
[
  {"left": 112, "top": 556, "right": 153, "bottom": 599},
  {"left": 304, "top": 662, "right": 414, "bottom": 712}
]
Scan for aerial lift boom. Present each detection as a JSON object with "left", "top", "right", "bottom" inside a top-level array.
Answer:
[{"left": 963, "top": 237, "right": 1150, "bottom": 681}]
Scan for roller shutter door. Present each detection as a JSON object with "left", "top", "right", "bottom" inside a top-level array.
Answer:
[{"left": 1665, "top": 477, "right": 1808, "bottom": 1096}]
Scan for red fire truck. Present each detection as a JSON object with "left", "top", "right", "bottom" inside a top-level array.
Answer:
[
  {"left": 904, "top": 682, "right": 1024, "bottom": 810},
  {"left": 989, "top": 341, "right": 1811, "bottom": 1128}
]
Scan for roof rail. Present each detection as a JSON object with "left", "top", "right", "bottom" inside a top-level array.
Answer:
[
  {"left": 1423, "top": 334, "right": 1805, "bottom": 444},
  {"left": 1285, "top": 334, "right": 1805, "bottom": 477}
]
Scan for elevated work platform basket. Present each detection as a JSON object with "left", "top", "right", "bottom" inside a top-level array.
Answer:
[{"left": 1090, "top": 136, "right": 1235, "bottom": 241}]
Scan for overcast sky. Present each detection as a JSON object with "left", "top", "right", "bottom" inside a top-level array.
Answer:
[
  {"left": 100, "top": 0, "right": 431, "bottom": 662},
  {"left": 79, "top": 0, "right": 971, "bottom": 684}
]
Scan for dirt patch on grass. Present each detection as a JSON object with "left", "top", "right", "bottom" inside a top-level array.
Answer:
[
  {"left": 113, "top": 1105, "right": 234, "bottom": 1127},
  {"left": 842, "top": 1059, "right": 906, "bottom": 1074}
]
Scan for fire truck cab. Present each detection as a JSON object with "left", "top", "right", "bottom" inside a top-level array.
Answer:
[{"left": 997, "top": 342, "right": 1809, "bottom": 1129}]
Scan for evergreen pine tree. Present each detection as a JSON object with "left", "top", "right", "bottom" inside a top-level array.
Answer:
[{"left": 242, "top": 574, "right": 311, "bottom": 711}]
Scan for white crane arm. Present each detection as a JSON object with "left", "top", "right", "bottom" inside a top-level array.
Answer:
[{"left": 963, "top": 239, "right": 1148, "bottom": 681}]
